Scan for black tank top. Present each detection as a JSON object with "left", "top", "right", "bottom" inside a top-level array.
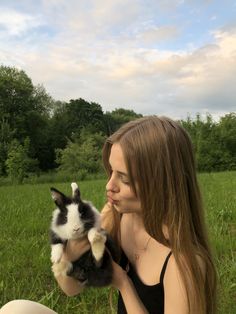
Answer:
[{"left": 117, "top": 251, "right": 172, "bottom": 314}]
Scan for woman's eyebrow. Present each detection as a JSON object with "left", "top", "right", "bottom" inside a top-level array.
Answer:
[
  {"left": 108, "top": 160, "right": 128, "bottom": 177},
  {"left": 117, "top": 171, "right": 129, "bottom": 177}
]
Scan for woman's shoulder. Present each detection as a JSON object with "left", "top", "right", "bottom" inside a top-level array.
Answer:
[
  {"left": 163, "top": 254, "right": 189, "bottom": 313},
  {"left": 165, "top": 252, "right": 206, "bottom": 283},
  {"left": 163, "top": 252, "right": 206, "bottom": 314}
]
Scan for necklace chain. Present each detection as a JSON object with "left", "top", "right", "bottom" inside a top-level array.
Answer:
[
  {"left": 133, "top": 218, "right": 151, "bottom": 261},
  {"left": 136, "top": 236, "right": 151, "bottom": 251}
]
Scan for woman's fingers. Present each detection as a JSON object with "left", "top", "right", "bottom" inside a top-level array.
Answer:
[{"left": 62, "top": 238, "right": 90, "bottom": 261}]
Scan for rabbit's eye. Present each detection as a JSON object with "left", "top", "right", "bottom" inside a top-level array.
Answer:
[{"left": 79, "top": 203, "right": 86, "bottom": 214}]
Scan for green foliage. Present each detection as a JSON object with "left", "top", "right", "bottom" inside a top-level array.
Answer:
[
  {"left": 50, "top": 98, "right": 106, "bottom": 142},
  {"left": 104, "top": 108, "right": 142, "bottom": 135},
  {"left": 0, "top": 65, "right": 34, "bottom": 139},
  {"left": 0, "top": 65, "right": 235, "bottom": 179},
  {"left": 181, "top": 113, "right": 236, "bottom": 172},
  {"left": 0, "top": 65, "right": 54, "bottom": 171},
  {"left": 0, "top": 119, "right": 15, "bottom": 175},
  {"left": 56, "top": 130, "right": 105, "bottom": 178},
  {"left": 5, "top": 138, "right": 38, "bottom": 183},
  {"left": 218, "top": 113, "right": 236, "bottom": 167}
]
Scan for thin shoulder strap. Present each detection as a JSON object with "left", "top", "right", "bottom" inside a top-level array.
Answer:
[{"left": 160, "top": 251, "right": 172, "bottom": 284}]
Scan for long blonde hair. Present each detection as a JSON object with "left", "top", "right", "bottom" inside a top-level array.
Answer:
[{"left": 102, "top": 116, "right": 216, "bottom": 314}]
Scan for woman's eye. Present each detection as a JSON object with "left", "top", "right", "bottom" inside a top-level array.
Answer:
[
  {"left": 120, "top": 175, "right": 130, "bottom": 185},
  {"left": 123, "top": 181, "right": 130, "bottom": 185}
]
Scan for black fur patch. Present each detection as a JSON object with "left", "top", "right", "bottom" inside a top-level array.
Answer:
[
  {"left": 56, "top": 208, "right": 68, "bottom": 225},
  {"left": 79, "top": 202, "right": 96, "bottom": 232},
  {"left": 50, "top": 230, "right": 66, "bottom": 245},
  {"left": 68, "top": 249, "right": 113, "bottom": 287},
  {"left": 66, "top": 231, "right": 119, "bottom": 287}
]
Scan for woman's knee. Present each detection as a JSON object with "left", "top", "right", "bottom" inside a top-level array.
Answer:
[
  {"left": 0, "top": 300, "right": 22, "bottom": 313},
  {"left": 0, "top": 300, "right": 57, "bottom": 314}
]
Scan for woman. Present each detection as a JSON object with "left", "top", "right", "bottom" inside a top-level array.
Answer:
[{"left": 0, "top": 116, "right": 216, "bottom": 314}]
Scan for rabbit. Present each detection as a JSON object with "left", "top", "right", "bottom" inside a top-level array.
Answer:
[{"left": 50, "top": 182, "right": 118, "bottom": 287}]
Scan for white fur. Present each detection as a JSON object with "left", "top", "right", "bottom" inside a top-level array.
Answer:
[
  {"left": 52, "top": 260, "right": 73, "bottom": 277},
  {"left": 88, "top": 227, "right": 107, "bottom": 262},
  {"left": 51, "top": 202, "right": 100, "bottom": 240},
  {"left": 51, "top": 198, "right": 101, "bottom": 267},
  {"left": 51, "top": 243, "right": 64, "bottom": 263},
  {"left": 71, "top": 182, "right": 78, "bottom": 196}
]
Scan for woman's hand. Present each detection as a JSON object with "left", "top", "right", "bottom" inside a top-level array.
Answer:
[
  {"left": 62, "top": 238, "right": 90, "bottom": 262},
  {"left": 111, "top": 259, "right": 149, "bottom": 314}
]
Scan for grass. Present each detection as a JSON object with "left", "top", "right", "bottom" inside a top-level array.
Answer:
[
  {"left": 0, "top": 172, "right": 235, "bottom": 313},
  {"left": 199, "top": 171, "right": 236, "bottom": 313}
]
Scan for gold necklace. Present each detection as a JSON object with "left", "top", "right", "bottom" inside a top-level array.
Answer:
[
  {"left": 134, "top": 236, "right": 151, "bottom": 261},
  {"left": 132, "top": 215, "right": 152, "bottom": 261}
]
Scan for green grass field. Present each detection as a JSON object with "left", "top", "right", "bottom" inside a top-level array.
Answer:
[{"left": 0, "top": 172, "right": 235, "bottom": 313}]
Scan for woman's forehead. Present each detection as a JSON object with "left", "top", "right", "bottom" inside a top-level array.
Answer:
[{"left": 109, "top": 143, "right": 128, "bottom": 174}]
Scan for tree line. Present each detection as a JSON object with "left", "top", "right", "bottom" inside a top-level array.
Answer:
[{"left": 0, "top": 65, "right": 235, "bottom": 183}]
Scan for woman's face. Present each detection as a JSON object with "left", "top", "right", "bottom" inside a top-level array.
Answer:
[{"left": 106, "top": 143, "right": 141, "bottom": 214}]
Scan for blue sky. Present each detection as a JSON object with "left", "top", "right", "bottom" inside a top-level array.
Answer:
[{"left": 0, "top": 0, "right": 236, "bottom": 120}]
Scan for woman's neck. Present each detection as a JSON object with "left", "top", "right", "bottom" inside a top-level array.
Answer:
[{"left": 131, "top": 212, "right": 144, "bottom": 228}]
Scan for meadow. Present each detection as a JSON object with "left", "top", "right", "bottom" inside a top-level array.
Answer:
[{"left": 0, "top": 172, "right": 235, "bottom": 314}]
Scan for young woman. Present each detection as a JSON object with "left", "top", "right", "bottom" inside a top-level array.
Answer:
[{"left": 0, "top": 116, "right": 216, "bottom": 314}]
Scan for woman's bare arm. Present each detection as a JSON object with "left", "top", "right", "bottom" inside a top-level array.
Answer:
[
  {"left": 111, "top": 260, "right": 148, "bottom": 314},
  {"left": 52, "top": 238, "right": 90, "bottom": 296}
]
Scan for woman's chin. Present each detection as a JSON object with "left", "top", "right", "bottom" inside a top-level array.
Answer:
[
  {"left": 113, "top": 203, "right": 121, "bottom": 211},
  {"left": 113, "top": 205, "right": 133, "bottom": 214},
  {"left": 113, "top": 203, "right": 125, "bottom": 213}
]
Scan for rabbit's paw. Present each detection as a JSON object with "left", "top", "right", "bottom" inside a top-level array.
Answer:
[
  {"left": 52, "top": 260, "right": 73, "bottom": 277},
  {"left": 51, "top": 244, "right": 63, "bottom": 263},
  {"left": 88, "top": 228, "right": 107, "bottom": 262}
]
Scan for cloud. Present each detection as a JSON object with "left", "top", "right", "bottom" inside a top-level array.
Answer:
[
  {"left": 0, "top": 8, "right": 44, "bottom": 36},
  {"left": 10, "top": 27, "right": 234, "bottom": 120},
  {"left": 135, "top": 26, "right": 179, "bottom": 45},
  {"left": 172, "top": 30, "right": 236, "bottom": 111},
  {"left": 0, "top": 1, "right": 235, "bottom": 120}
]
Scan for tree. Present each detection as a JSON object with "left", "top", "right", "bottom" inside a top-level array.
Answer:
[
  {"left": 49, "top": 99, "right": 106, "bottom": 155},
  {"left": 0, "top": 65, "right": 34, "bottom": 139},
  {"left": 56, "top": 130, "right": 105, "bottom": 177},
  {"left": 104, "top": 108, "right": 142, "bottom": 135},
  {"left": 5, "top": 138, "right": 38, "bottom": 183},
  {"left": 0, "top": 119, "right": 14, "bottom": 175},
  {"left": 218, "top": 113, "right": 236, "bottom": 170},
  {"left": 181, "top": 113, "right": 236, "bottom": 172},
  {"left": 65, "top": 99, "right": 106, "bottom": 134},
  {"left": 0, "top": 66, "right": 55, "bottom": 171}
]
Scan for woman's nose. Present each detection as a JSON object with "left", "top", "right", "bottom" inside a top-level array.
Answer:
[{"left": 106, "top": 174, "right": 119, "bottom": 192}]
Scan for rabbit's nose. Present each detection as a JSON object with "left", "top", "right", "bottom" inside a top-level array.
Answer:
[{"left": 73, "top": 227, "right": 80, "bottom": 232}]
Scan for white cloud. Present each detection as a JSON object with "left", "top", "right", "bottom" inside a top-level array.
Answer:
[
  {"left": 7, "top": 27, "right": 234, "bottom": 120},
  {"left": 0, "top": 1, "right": 235, "bottom": 121},
  {"left": 0, "top": 8, "right": 44, "bottom": 36},
  {"left": 135, "top": 26, "right": 179, "bottom": 44}
]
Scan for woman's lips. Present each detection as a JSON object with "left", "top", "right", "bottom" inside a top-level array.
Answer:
[{"left": 107, "top": 195, "right": 119, "bottom": 205}]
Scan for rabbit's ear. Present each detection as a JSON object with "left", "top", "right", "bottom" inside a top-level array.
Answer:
[
  {"left": 71, "top": 182, "right": 81, "bottom": 203},
  {"left": 50, "top": 187, "right": 67, "bottom": 207}
]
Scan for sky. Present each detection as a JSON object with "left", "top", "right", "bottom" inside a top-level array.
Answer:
[{"left": 0, "top": 0, "right": 236, "bottom": 120}]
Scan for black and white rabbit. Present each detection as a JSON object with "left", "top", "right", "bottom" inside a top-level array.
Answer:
[{"left": 50, "top": 182, "right": 118, "bottom": 287}]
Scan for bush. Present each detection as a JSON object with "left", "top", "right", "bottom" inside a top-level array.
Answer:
[
  {"left": 56, "top": 130, "right": 105, "bottom": 175},
  {"left": 5, "top": 138, "right": 38, "bottom": 184}
]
